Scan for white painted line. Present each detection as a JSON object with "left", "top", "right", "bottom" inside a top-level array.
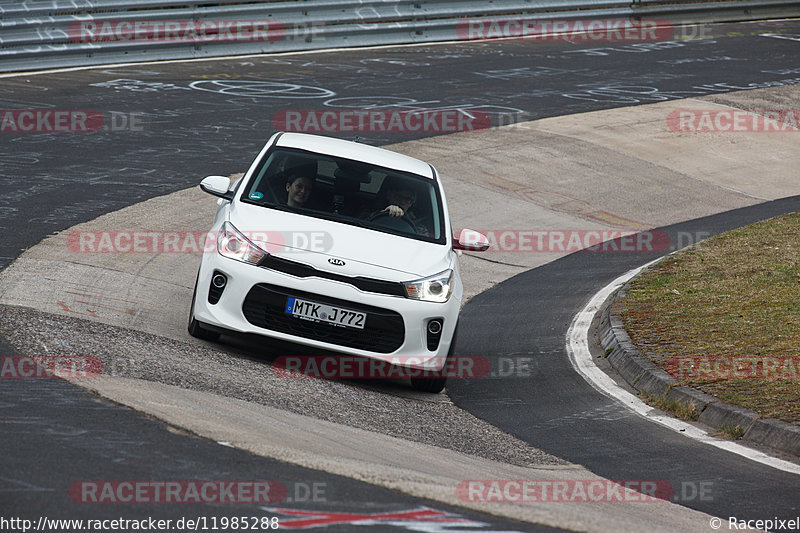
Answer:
[{"left": 566, "top": 260, "right": 800, "bottom": 475}]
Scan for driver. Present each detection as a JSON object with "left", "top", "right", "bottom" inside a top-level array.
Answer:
[
  {"left": 365, "top": 184, "right": 429, "bottom": 235},
  {"left": 380, "top": 187, "right": 416, "bottom": 219}
]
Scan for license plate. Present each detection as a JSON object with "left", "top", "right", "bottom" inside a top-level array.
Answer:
[{"left": 285, "top": 297, "right": 366, "bottom": 329}]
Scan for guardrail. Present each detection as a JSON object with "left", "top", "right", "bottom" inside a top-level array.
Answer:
[{"left": 1, "top": 0, "right": 799, "bottom": 73}]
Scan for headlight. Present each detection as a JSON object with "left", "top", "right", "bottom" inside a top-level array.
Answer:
[
  {"left": 404, "top": 270, "right": 453, "bottom": 303},
  {"left": 217, "top": 221, "right": 267, "bottom": 265}
]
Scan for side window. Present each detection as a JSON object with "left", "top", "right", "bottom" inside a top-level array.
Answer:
[{"left": 244, "top": 151, "right": 319, "bottom": 206}]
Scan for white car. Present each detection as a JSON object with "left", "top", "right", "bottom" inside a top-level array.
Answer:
[{"left": 188, "top": 132, "right": 488, "bottom": 392}]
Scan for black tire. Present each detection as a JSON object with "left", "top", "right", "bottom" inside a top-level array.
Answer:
[
  {"left": 410, "top": 323, "right": 458, "bottom": 393},
  {"left": 410, "top": 372, "right": 447, "bottom": 394},
  {"left": 188, "top": 274, "right": 221, "bottom": 342}
]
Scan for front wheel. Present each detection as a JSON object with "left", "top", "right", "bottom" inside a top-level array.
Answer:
[
  {"left": 188, "top": 273, "right": 221, "bottom": 342},
  {"left": 410, "top": 372, "right": 447, "bottom": 393}
]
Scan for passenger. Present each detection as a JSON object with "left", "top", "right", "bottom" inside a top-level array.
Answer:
[{"left": 285, "top": 174, "right": 314, "bottom": 208}]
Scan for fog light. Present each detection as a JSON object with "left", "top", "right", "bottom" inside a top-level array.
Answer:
[
  {"left": 212, "top": 273, "right": 227, "bottom": 289},
  {"left": 208, "top": 271, "right": 228, "bottom": 305},
  {"left": 426, "top": 318, "right": 444, "bottom": 351}
]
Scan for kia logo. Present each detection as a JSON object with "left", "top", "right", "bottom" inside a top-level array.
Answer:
[{"left": 328, "top": 258, "right": 346, "bottom": 266}]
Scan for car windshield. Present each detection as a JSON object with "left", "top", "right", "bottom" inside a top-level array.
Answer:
[{"left": 240, "top": 147, "right": 446, "bottom": 243}]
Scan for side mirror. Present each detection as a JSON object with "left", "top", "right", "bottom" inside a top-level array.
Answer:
[
  {"left": 200, "top": 175, "right": 234, "bottom": 201},
  {"left": 452, "top": 229, "right": 490, "bottom": 252}
]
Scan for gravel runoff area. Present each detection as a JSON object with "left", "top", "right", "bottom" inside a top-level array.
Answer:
[{"left": 0, "top": 304, "right": 567, "bottom": 468}]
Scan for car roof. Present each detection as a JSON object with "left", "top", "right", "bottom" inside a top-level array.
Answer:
[{"left": 275, "top": 132, "right": 435, "bottom": 179}]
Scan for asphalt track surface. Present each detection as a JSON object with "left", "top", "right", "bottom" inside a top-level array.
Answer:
[
  {"left": 2, "top": 18, "right": 800, "bottom": 530},
  {"left": 1, "top": 374, "right": 552, "bottom": 532},
  {"left": 450, "top": 199, "right": 800, "bottom": 521}
]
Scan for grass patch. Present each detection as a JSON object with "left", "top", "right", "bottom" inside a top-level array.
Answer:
[
  {"left": 717, "top": 423, "right": 745, "bottom": 440},
  {"left": 621, "top": 211, "right": 800, "bottom": 423},
  {"left": 640, "top": 391, "right": 699, "bottom": 421}
]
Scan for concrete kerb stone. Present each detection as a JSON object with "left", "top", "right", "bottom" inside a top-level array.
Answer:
[
  {"left": 598, "top": 275, "right": 800, "bottom": 458},
  {"left": 634, "top": 368, "right": 676, "bottom": 399},
  {"left": 698, "top": 402, "right": 760, "bottom": 434},
  {"left": 665, "top": 387, "right": 717, "bottom": 413},
  {"left": 745, "top": 419, "right": 800, "bottom": 457}
]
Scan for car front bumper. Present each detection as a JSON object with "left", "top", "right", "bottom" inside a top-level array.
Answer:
[{"left": 193, "top": 252, "right": 462, "bottom": 370}]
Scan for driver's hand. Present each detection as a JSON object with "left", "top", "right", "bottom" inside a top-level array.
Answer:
[{"left": 384, "top": 205, "right": 404, "bottom": 217}]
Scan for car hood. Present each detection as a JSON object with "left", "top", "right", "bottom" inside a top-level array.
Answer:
[{"left": 228, "top": 204, "right": 452, "bottom": 281}]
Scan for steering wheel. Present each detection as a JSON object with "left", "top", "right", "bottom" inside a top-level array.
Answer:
[
  {"left": 367, "top": 210, "right": 417, "bottom": 233},
  {"left": 412, "top": 215, "right": 432, "bottom": 233}
]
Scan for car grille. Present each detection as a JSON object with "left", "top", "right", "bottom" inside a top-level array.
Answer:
[
  {"left": 258, "top": 255, "right": 406, "bottom": 297},
  {"left": 242, "top": 283, "right": 405, "bottom": 353}
]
